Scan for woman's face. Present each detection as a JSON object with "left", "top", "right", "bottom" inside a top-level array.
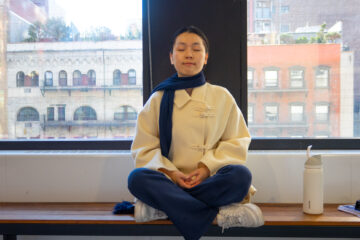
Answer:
[{"left": 170, "top": 32, "right": 208, "bottom": 77}]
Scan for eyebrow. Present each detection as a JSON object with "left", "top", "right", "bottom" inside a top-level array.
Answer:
[{"left": 176, "top": 42, "right": 202, "bottom": 47}]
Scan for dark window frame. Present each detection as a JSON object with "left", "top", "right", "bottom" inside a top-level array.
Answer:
[
  {"left": 113, "top": 69, "right": 122, "bottom": 85},
  {"left": 59, "top": 70, "right": 68, "bottom": 86},
  {"left": 2, "top": 0, "right": 360, "bottom": 150},
  {"left": 44, "top": 71, "right": 53, "bottom": 87},
  {"left": 16, "top": 71, "right": 25, "bottom": 87},
  {"left": 73, "top": 70, "right": 82, "bottom": 86},
  {"left": 47, "top": 107, "right": 55, "bottom": 121},
  {"left": 128, "top": 69, "right": 136, "bottom": 85},
  {"left": 74, "top": 106, "right": 97, "bottom": 121}
]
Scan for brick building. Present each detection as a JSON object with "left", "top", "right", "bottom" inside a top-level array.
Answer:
[
  {"left": 248, "top": 43, "right": 353, "bottom": 138},
  {"left": 247, "top": 0, "right": 360, "bottom": 136}
]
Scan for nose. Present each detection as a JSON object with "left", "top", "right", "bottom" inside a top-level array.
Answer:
[{"left": 184, "top": 49, "right": 193, "bottom": 58}]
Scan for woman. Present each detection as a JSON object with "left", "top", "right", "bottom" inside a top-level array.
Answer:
[{"left": 128, "top": 26, "right": 263, "bottom": 240}]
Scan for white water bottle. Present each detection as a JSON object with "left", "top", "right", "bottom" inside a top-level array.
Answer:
[{"left": 303, "top": 145, "right": 323, "bottom": 214}]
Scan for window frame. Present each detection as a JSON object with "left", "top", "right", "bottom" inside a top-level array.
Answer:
[
  {"left": 248, "top": 67, "right": 254, "bottom": 89},
  {"left": 289, "top": 66, "right": 305, "bottom": 89},
  {"left": 263, "top": 67, "right": 279, "bottom": 88},
  {"left": 314, "top": 102, "right": 330, "bottom": 123},
  {"left": 264, "top": 103, "right": 279, "bottom": 123},
  {"left": 314, "top": 65, "right": 330, "bottom": 89},
  {"left": 289, "top": 103, "right": 305, "bottom": 123},
  {"left": 2, "top": 0, "right": 360, "bottom": 151},
  {"left": 59, "top": 70, "right": 68, "bottom": 86},
  {"left": 44, "top": 71, "right": 53, "bottom": 87}
]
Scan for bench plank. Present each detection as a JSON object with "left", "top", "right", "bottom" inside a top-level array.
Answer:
[
  {"left": 1, "top": 203, "right": 359, "bottom": 226},
  {"left": 1, "top": 203, "right": 360, "bottom": 239}
]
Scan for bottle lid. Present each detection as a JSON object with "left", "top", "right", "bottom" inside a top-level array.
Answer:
[{"left": 305, "top": 145, "right": 322, "bottom": 168}]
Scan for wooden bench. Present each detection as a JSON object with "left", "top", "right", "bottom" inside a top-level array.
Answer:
[{"left": 1, "top": 203, "right": 360, "bottom": 239}]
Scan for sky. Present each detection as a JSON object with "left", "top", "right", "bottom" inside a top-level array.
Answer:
[{"left": 53, "top": 0, "right": 142, "bottom": 36}]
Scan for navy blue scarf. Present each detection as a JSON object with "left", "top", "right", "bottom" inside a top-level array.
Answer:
[{"left": 151, "top": 71, "right": 206, "bottom": 159}]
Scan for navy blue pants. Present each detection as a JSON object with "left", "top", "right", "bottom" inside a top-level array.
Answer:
[{"left": 128, "top": 165, "right": 252, "bottom": 240}]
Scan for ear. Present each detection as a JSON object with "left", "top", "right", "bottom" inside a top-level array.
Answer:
[
  {"left": 169, "top": 52, "right": 174, "bottom": 65},
  {"left": 204, "top": 53, "right": 209, "bottom": 65}
]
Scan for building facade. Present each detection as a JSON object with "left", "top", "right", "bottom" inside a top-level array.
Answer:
[
  {"left": 6, "top": 40, "right": 142, "bottom": 139},
  {"left": 248, "top": 43, "right": 352, "bottom": 138},
  {"left": 247, "top": 0, "right": 360, "bottom": 136}
]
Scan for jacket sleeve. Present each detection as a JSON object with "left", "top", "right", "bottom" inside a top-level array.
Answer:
[
  {"left": 131, "top": 93, "right": 179, "bottom": 172},
  {"left": 200, "top": 100, "right": 251, "bottom": 176}
]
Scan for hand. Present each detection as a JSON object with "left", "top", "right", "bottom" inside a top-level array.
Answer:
[
  {"left": 170, "top": 171, "right": 194, "bottom": 189},
  {"left": 159, "top": 168, "right": 193, "bottom": 189},
  {"left": 186, "top": 163, "right": 210, "bottom": 188}
]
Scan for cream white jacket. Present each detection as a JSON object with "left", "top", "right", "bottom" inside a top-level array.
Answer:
[{"left": 131, "top": 82, "right": 251, "bottom": 177}]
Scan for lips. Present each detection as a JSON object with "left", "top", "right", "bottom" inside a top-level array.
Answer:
[{"left": 183, "top": 62, "right": 195, "bottom": 66}]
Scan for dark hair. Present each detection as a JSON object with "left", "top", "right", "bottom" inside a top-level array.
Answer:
[{"left": 169, "top": 26, "right": 209, "bottom": 54}]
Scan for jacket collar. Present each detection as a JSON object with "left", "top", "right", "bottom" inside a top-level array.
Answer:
[{"left": 174, "top": 83, "right": 207, "bottom": 108}]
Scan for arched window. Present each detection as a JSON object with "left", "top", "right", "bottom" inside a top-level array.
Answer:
[
  {"left": 73, "top": 70, "right": 81, "bottom": 86},
  {"left": 17, "top": 107, "right": 40, "bottom": 121},
  {"left": 16, "top": 71, "right": 25, "bottom": 87},
  {"left": 114, "top": 105, "right": 137, "bottom": 121},
  {"left": 87, "top": 70, "right": 96, "bottom": 86},
  {"left": 128, "top": 69, "right": 136, "bottom": 85},
  {"left": 30, "top": 71, "right": 39, "bottom": 86},
  {"left": 44, "top": 71, "right": 53, "bottom": 86},
  {"left": 113, "top": 69, "right": 122, "bottom": 85},
  {"left": 59, "top": 70, "right": 67, "bottom": 86},
  {"left": 74, "top": 106, "right": 97, "bottom": 120}
]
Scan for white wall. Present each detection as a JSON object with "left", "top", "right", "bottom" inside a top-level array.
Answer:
[
  {"left": 1, "top": 150, "right": 359, "bottom": 203},
  {"left": 1, "top": 150, "right": 360, "bottom": 240}
]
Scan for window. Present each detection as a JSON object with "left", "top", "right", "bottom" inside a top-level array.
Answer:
[
  {"left": 255, "top": 1, "right": 271, "bottom": 19},
  {"left": 255, "top": 21, "right": 271, "bottom": 33},
  {"left": 87, "top": 70, "right": 96, "bottom": 86},
  {"left": 248, "top": 68, "right": 254, "bottom": 88},
  {"left": 58, "top": 106, "right": 65, "bottom": 121},
  {"left": 113, "top": 69, "right": 122, "bottom": 85},
  {"left": 315, "top": 103, "right": 329, "bottom": 122},
  {"left": 289, "top": 67, "right": 305, "bottom": 88},
  {"left": 59, "top": 70, "right": 67, "bottom": 86},
  {"left": 264, "top": 104, "right": 278, "bottom": 122},
  {"left": 73, "top": 70, "right": 82, "bottom": 86},
  {"left": 2, "top": 0, "right": 360, "bottom": 150},
  {"left": 114, "top": 105, "right": 138, "bottom": 121},
  {"left": 315, "top": 66, "right": 330, "bottom": 88},
  {"left": 280, "top": 24, "right": 290, "bottom": 33},
  {"left": 17, "top": 107, "right": 40, "bottom": 121},
  {"left": 47, "top": 107, "right": 55, "bottom": 121},
  {"left": 280, "top": 5, "right": 289, "bottom": 14},
  {"left": 44, "top": 71, "right": 53, "bottom": 86},
  {"left": 248, "top": 104, "right": 254, "bottom": 123},
  {"left": 128, "top": 69, "right": 136, "bottom": 85},
  {"left": 16, "top": 71, "right": 25, "bottom": 87},
  {"left": 248, "top": 0, "right": 351, "bottom": 143},
  {"left": 74, "top": 106, "right": 97, "bottom": 121},
  {"left": 28, "top": 71, "right": 39, "bottom": 87},
  {"left": 290, "top": 104, "right": 304, "bottom": 122},
  {"left": 264, "top": 69, "right": 278, "bottom": 87}
]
